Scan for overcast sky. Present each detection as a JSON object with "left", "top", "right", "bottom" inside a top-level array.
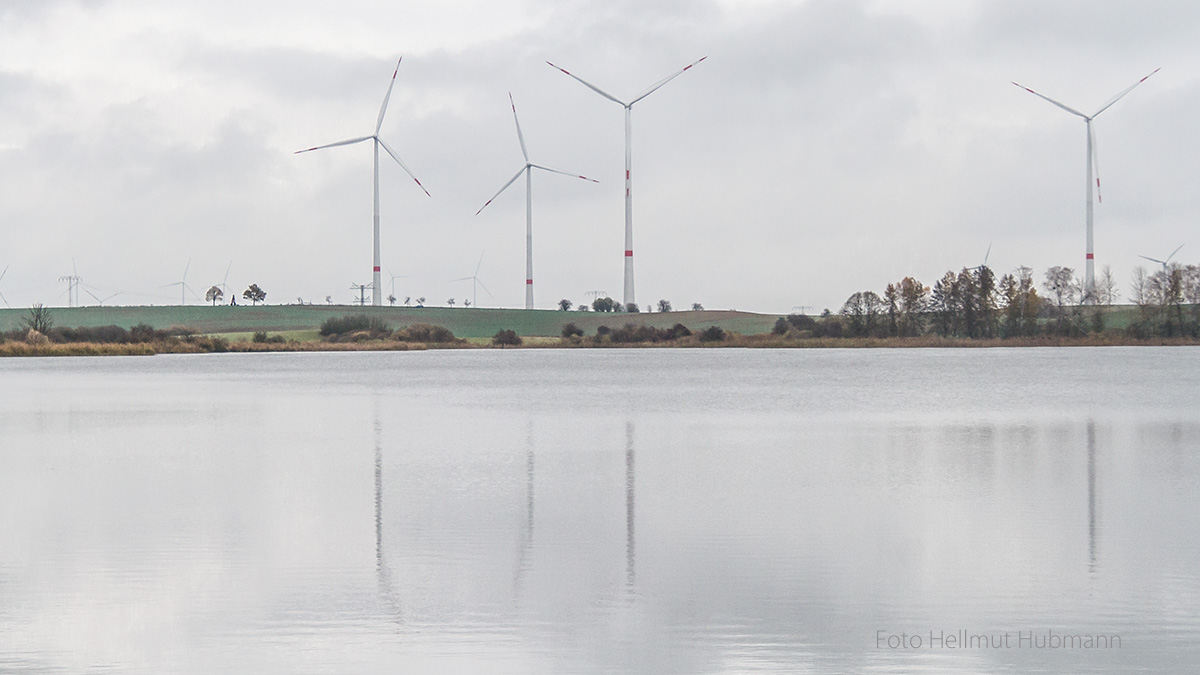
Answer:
[{"left": 1, "top": 0, "right": 1197, "bottom": 313}]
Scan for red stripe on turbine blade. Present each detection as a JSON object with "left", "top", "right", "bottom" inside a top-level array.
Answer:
[
  {"left": 626, "top": 170, "right": 630, "bottom": 180},
  {"left": 625, "top": 250, "right": 633, "bottom": 257}
]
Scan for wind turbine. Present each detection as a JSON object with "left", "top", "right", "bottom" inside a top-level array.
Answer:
[
  {"left": 969, "top": 244, "right": 993, "bottom": 272},
  {"left": 161, "top": 259, "right": 197, "bottom": 305},
  {"left": 218, "top": 261, "right": 232, "bottom": 296},
  {"left": 450, "top": 252, "right": 494, "bottom": 308},
  {"left": 1012, "top": 68, "right": 1159, "bottom": 301},
  {"left": 84, "top": 288, "right": 121, "bottom": 306},
  {"left": 296, "top": 57, "right": 429, "bottom": 306},
  {"left": 1139, "top": 244, "right": 1184, "bottom": 273},
  {"left": 547, "top": 56, "right": 706, "bottom": 308},
  {"left": 386, "top": 267, "right": 408, "bottom": 302},
  {"left": 476, "top": 93, "right": 597, "bottom": 310},
  {"left": 0, "top": 265, "right": 10, "bottom": 307},
  {"left": 59, "top": 260, "right": 82, "bottom": 308}
]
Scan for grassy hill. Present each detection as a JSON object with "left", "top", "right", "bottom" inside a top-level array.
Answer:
[{"left": 0, "top": 304, "right": 781, "bottom": 339}]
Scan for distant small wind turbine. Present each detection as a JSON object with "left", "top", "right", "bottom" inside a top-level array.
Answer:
[
  {"left": 218, "top": 261, "right": 232, "bottom": 296},
  {"left": 0, "top": 265, "right": 10, "bottom": 307},
  {"left": 547, "top": 56, "right": 706, "bottom": 308},
  {"left": 59, "top": 260, "right": 83, "bottom": 308},
  {"left": 450, "top": 252, "right": 494, "bottom": 308},
  {"left": 161, "top": 259, "right": 197, "bottom": 305},
  {"left": 1139, "top": 244, "right": 1184, "bottom": 273},
  {"left": 84, "top": 288, "right": 121, "bottom": 306},
  {"left": 1012, "top": 68, "right": 1159, "bottom": 301},
  {"left": 296, "top": 57, "right": 429, "bottom": 307},
  {"left": 969, "top": 244, "right": 993, "bottom": 272},
  {"left": 386, "top": 267, "right": 409, "bottom": 300},
  {"left": 476, "top": 93, "right": 597, "bottom": 310}
]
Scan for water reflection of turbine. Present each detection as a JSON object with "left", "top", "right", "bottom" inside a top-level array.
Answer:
[
  {"left": 374, "top": 402, "right": 403, "bottom": 621},
  {"left": 1087, "top": 419, "right": 1098, "bottom": 573},
  {"left": 514, "top": 420, "right": 535, "bottom": 599},
  {"left": 626, "top": 421, "right": 636, "bottom": 590}
]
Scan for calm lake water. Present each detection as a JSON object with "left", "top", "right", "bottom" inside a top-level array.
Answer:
[{"left": 2, "top": 347, "right": 1199, "bottom": 673}]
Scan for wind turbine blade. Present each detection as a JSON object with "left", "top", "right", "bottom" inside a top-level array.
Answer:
[
  {"left": 476, "top": 277, "right": 494, "bottom": 298},
  {"left": 295, "top": 136, "right": 374, "bottom": 154},
  {"left": 546, "top": 61, "right": 626, "bottom": 105},
  {"left": 222, "top": 261, "right": 232, "bottom": 289},
  {"left": 377, "top": 138, "right": 431, "bottom": 196},
  {"left": 449, "top": 276, "right": 474, "bottom": 282},
  {"left": 0, "top": 291, "right": 8, "bottom": 308},
  {"left": 509, "top": 93, "right": 529, "bottom": 162},
  {"left": 1090, "top": 124, "right": 1102, "bottom": 203},
  {"left": 475, "top": 166, "right": 527, "bottom": 215},
  {"left": 984, "top": 243, "right": 992, "bottom": 267},
  {"left": 1011, "top": 81, "right": 1087, "bottom": 118},
  {"left": 630, "top": 56, "right": 707, "bottom": 105},
  {"left": 1139, "top": 255, "right": 1166, "bottom": 265},
  {"left": 183, "top": 258, "right": 191, "bottom": 283},
  {"left": 0, "top": 264, "right": 7, "bottom": 282},
  {"left": 84, "top": 288, "right": 102, "bottom": 303},
  {"left": 474, "top": 251, "right": 484, "bottom": 278},
  {"left": 1167, "top": 244, "right": 1184, "bottom": 262},
  {"left": 1093, "top": 67, "right": 1160, "bottom": 117},
  {"left": 530, "top": 163, "right": 600, "bottom": 182},
  {"left": 376, "top": 57, "right": 402, "bottom": 135}
]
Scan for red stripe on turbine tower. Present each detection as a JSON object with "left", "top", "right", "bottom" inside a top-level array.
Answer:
[
  {"left": 625, "top": 250, "right": 633, "bottom": 257},
  {"left": 1086, "top": 253, "right": 1095, "bottom": 259},
  {"left": 374, "top": 266, "right": 381, "bottom": 272},
  {"left": 526, "top": 279, "right": 533, "bottom": 285}
]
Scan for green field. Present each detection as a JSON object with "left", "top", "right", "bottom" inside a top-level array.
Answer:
[{"left": 0, "top": 304, "right": 781, "bottom": 338}]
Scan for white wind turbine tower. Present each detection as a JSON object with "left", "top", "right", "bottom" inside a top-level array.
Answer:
[
  {"left": 296, "top": 57, "right": 429, "bottom": 306},
  {"left": 1012, "top": 68, "right": 1159, "bottom": 301},
  {"left": 476, "top": 93, "right": 597, "bottom": 310},
  {"left": 547, "top": 57, "right": 706, "bottom": 308}
]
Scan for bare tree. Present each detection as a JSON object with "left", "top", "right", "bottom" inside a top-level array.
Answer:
[{"left": 21, "top": 303, "right": 54, "bottom": 334}]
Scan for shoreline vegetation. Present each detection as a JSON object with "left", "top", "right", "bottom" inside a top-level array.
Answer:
[
  {"left": 2, "top": 320, "right": 1199, "bottom": 358},
  {"left": 3, "top": 255, "right": 1200, "bottom": 356}
]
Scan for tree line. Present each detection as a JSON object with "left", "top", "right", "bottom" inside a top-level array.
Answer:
[{"left": 775, "top": 262, "right": 1200, "bottom": 340}]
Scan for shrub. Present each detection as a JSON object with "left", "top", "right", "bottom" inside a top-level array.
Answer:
[
  {"left": 699, "top": 325, "right": 727, "bottom": 343},
  {"left": 492, "top": 329, "right": 522, "bottom": 347},
  {"left": 320, "top": 314, "right": 391, "bottom": 341},
  {"left": 252, "top": 331, "right": 286, "bottom": 344},
  {"left": 561, "top": 322, "right": 584, "bottom": 338},
  {"left": 394, "top": 323, "right": 457, "bottom": 343},
  {"left": 667, "top": 323, "right": 692, "bottom": 339},
  {"left": 184, "top": 335, "right": 229, "bottom": 352},
  {"left": 131, "top": 323, "right": 170, "bottom": 342},
  {"left": 52, "top": 325, "right": 131, "bottom": 344}
]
